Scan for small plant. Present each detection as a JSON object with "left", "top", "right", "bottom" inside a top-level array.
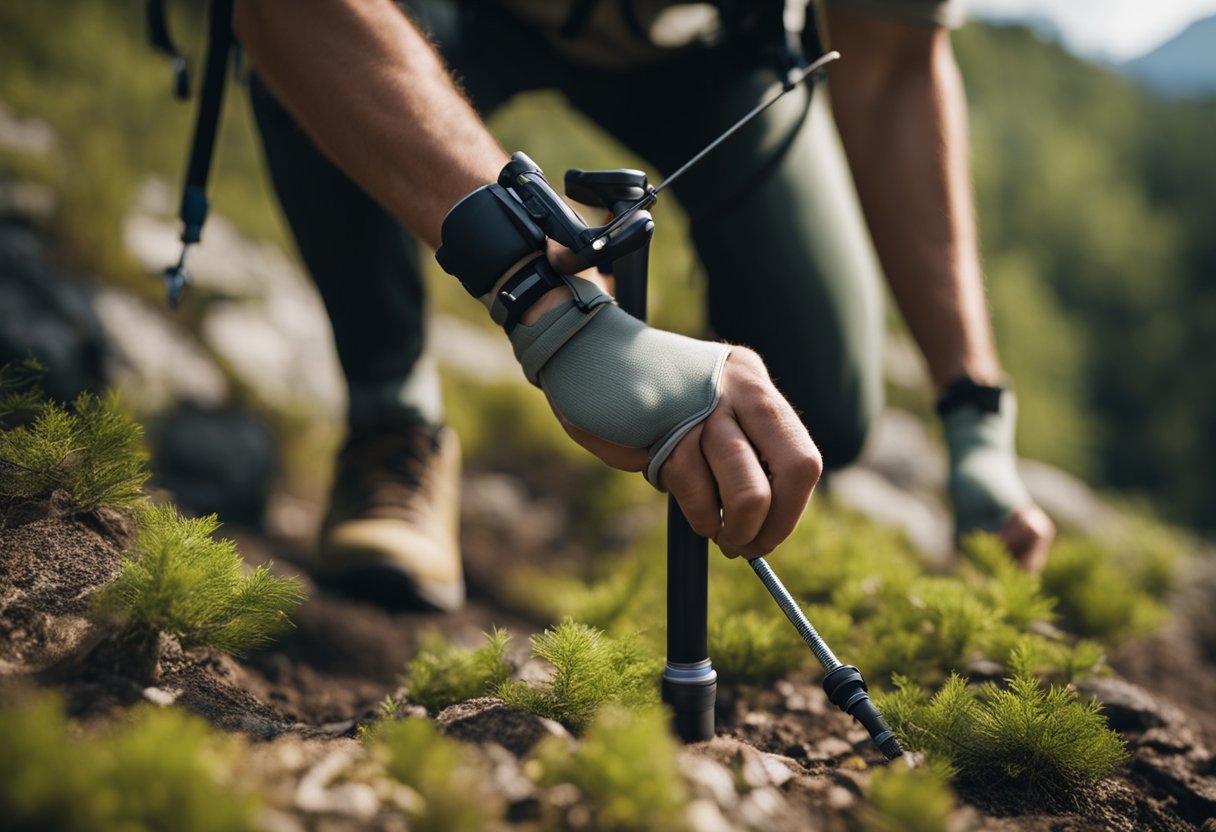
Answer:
[
  {"left": 94, "top": 504, "right": 306, "bottom": 663},
  {"left": 0, "top": 365, "right": 148, "bottom": 512},
  {"left": 0, "top": 691, "right": 259, "bottom": 832},
  {"left": 876, "top": 657, "right": 1128, "bottom": 803},
  {"left": 498, "top": 618, "right": 661, "bottom": 730},
  {"left": 528, "top": 705, "right": 688, "bottom": 832},
  {"left": 368, "top": 716, "right": 500, "bottom": 832},
  {"left": 860, "top": 759, "right": 955, "bottom": 832},
  {"left": 404, "top": 628, "right": 512, "bottom": 713}
]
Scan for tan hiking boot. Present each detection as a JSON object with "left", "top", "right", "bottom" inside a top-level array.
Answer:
[{"left": 316, "top": 420, "right": 464, "bottom": 611}]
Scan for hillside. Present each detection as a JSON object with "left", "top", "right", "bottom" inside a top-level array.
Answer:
[{"left": 1121, "top": 15, "right": 1216, "bottom": 98}]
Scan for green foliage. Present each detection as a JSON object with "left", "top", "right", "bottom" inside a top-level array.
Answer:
[
  {"left": 877, "top": 661, "right": 1128, "bottom": 803},
  {"left": 708, "top": 609, "right": 807, "bottom": 686},
  {"left": 0, "top": 691, "right": 258, "bottom": 832},
  {"left": 405, "top": 628, "right": 513, "bottom": 713},
  {"left": 0, "top": 373, "right": 149, "bottom": 512},
  {"left": 860, "top": 759, "right": 955, "bottom": 832},
  {"left": 528, "top": 706, "right": 689, "bottom": 832},
  {"left": 369, "top": 716, "right": 500, "bottom": 832},
  {"left": 1042, "top": 532, "right": 1177, "bottom": 643},
  {"left": 498, "top": 619, "right": 661, "bottom": 730},
  {"left": 94, "top": 504, "right": 306, "bottom": 655}
]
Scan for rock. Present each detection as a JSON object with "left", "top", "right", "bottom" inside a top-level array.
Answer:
[
  {"left": 93, "top": 287, "right": 228, "bottom": 412},
  {"left": 0, "top": 223, "right": 107, "bottom": 401},
  {"left": 436, "top": 697, "right": 569, "bottom": 758},
  {"left": 679, "top": 753, "right": 739, "bottom": 808},
  {"left": 1018, "top": 459, "right": 1120, "bottom": 536},
  {"left": 1077, "top": 677, "right": 1185, "bottom": 734},
  {"left": 142, "top": 686, "right": 179, "bottom": 707},
  {"left": 0, "top": 179, "right": 56, "bottom": 223},
  {"left": 857, "top": 409, "right": 947, "bottom": 493},
  {"left": 685, "top": 798, "right": 735, "bottom": 832},
  {"left": 0, "top": 103, "right": 57, "bottom": 157},
  {"left": 430, "top": 314, "right": 523, "bottom": 383},
  {"left": 829, "top": 465, "right": 953, "bottom": 563},
  {"left": 462, "top": 473, "right": 565, "bottom": 551},
  {"left": 693, "top": 736, "right": 798, "bottom": 790},
  {"left": 1132, "top": 751, "right": 1216, "bottom": 827},
  {"left": 293, "top": 746, "right": 380, "bottom": 820},
  {"left": 151, "top": 404, "right": 279, "bottom": 526}
]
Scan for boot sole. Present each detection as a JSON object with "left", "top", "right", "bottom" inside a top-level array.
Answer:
[{"left": 314, "top": 565, "right": 465, "bottom": 613}]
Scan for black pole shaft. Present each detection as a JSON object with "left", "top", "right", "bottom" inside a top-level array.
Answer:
[{"left": 608, "top": 218, "right": 716, "bottom": 743}]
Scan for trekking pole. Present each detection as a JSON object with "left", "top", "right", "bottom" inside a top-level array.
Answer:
[{"left": 562, "top": 170, "right": 716, "bottom": 741}]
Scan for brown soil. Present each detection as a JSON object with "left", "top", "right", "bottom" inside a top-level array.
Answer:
[{"left": 3, "top": 490, "right": 1215, "bottom": 831}]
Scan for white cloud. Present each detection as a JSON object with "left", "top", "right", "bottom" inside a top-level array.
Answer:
[{"left": 967, "top": 0, "right": 1216, "bottom": 60}]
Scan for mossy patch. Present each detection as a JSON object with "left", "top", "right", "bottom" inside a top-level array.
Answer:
[{"left": 404, "top": 628, "right": 513, "bottom": 714}]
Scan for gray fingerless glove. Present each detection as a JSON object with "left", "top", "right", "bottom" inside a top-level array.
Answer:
[
  {"left": 508, "top": 278, "right": 730, "bottom": 486},
  {"left": 942, "top": 390, "right": 1033, "bottom": 538}
]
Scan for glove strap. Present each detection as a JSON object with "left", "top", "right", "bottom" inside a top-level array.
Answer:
[{"left": 435, "top": 182, "right": 547, "bottom": 298}]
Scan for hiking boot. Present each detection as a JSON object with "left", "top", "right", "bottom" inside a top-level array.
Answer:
[{"left": 316, "top": 420, "right": 464, "bottom": 611}]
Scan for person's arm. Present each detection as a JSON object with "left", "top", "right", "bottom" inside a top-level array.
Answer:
[
  {"left": 235, "top": 0, "right": 822, "bottom": 557},
  {"left": 825, "top": 7, "right": 1054, "bottom": 570}
]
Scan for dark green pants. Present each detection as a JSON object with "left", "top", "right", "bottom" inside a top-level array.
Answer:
[{"left": 251, "top": 1, "right": 884, "bottom": 467}]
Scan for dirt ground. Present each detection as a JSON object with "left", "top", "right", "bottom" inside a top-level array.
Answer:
[{"left": 3, "top": 486, "right": 1216, "bottom": 830}]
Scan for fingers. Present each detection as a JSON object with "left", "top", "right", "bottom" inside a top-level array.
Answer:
[
  {"left": 659, "top": 424, "right": 723, "bottom": 539},
  {"left": 700, "top": 416, "right": 771, "bottom": 555},
  {"left": 1000, "top": 505, "right": 1055, "bottom": 574}
]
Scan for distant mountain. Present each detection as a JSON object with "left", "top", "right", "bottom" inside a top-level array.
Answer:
[{"left": 1121, "top": 15, "right": 1216, "bottom": 98}]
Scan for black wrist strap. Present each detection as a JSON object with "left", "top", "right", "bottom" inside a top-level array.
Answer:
[
  {"left": 436, "top": 183, "right": 547, "bottom": 298},
  {"left": 490, "top": 257, "right": 567, "bottom": 334},
  {"left": 936, "top": 376, "right": 1006, "bottom": 416}
]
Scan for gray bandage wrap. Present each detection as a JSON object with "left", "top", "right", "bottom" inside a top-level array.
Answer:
[
  {"left": 509, "top": 278, "right": 730, "bottom": 486},
  {"left": 942, "top": 391, "right": 1033, "bottom": 537}
]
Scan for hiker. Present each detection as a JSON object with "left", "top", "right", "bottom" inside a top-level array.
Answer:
[{"left": 234, "top": 0, "right": 1053, "bottom": 611}]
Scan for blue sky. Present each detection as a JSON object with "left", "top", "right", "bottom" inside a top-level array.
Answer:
[{"left": 968, "top": 0, "right": 1216, "bottom": 60}]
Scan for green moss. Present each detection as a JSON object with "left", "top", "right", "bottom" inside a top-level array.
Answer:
[
  {"left": 405, "top": 628, "right": 512, "bottom": 713},
  {"left": 0, "top": 369, "right": 149, "bottom": 513},
  {"left": 529, "top": 706, "right": 689, "bottom": 832},
  {"left": 498, "top": 619, "right": 661, "bottom": 730},
  {"left": 709, "top": 609, "right": 807, "bottom": 686},
  {"left": 876, "top": 659, "right": 1128, "bottom": 803},
  {"left": 369, "top": 716, "right": 500, "bottom": 832},
  {"left": 861, "top": 760, "right": 955, "bottom": 832},
  {"left": 94, "top": 504, "right": 306, "bottom": 657},
  {"left": 0, "top": 691, "right": 259, "bottom": 832}
]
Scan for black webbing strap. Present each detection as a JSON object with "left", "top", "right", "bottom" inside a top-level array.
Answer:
[{"left": 150, "top": 0, "right": 235, "bottom": 305}]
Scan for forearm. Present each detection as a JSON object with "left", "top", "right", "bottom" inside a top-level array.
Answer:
[
  {"left": 235, "top": 0, "right": 507, "bottom": 250},
  {"left": 826, "top": 8, "right": 1000, "bottom": 393}
]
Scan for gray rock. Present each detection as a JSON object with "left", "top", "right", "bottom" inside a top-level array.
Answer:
[
  {"left": 0, "top": 223, "right": 107, "bottom": 400},
  {"left": 436, "top": 697, "right": 569, "bottom": 758},
  {"left": 0, "top": 103, "right": 57, "bottom": 157},
  {"left": 152, "top": 404, "right": 278, "bottom": 525},
  {"left": 829, "top": 465, "right": 953, "bottom": 563},
  {"left": 93, "top": 287, "right": 228, "bottom": 411},
  {"left": 1018, "top": 459, "right": 1119, "bottom": 536},
  {"left": 857, "top": 408, "right": 947, "bottom": 493}
]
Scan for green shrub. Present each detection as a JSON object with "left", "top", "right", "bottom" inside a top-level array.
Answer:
[
  {"left": 498, "top": 619, "right": 661, "bottom": 730},
  {"left": 860, "top": 759, "right": 955, "bottom": 832},
  {"left": 405, "top": 628, "right": 512, "bottom": 713},
  {"left": 1042, "top": 535, "right": 1174, "bottom": 643},
  {"left": 0, "top": 368, "right": 148, "bottom": 512},
  {"left": 369, "top": 716, "right": 500, "bottom": 832},
  {"left": 709, "top": 609, "right": 807, "bottom": 686},
  {"left": 528, "top": 706, "right": 688, "bottom": 832},
  {"left": 94, "top": 504, "right": 306, "bottom": 656},
  {"left": 876, "top": 660, "right": 1128, "bottom": 803},
  {"left": 0, "top": 691, "right": 259, "bottom": 832}
]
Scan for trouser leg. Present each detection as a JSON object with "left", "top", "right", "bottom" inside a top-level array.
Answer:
[{"left": 250, "top": 75, "right": 440, "bottom": 429}]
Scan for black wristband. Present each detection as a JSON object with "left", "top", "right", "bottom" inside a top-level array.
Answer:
[
  {"left": 936, "top": 376, "right": 1006, "bottom": 416},
  {"left": 490, "top": 257, "right": 567, "bottom": 334},
  {"left": 435, "top": 183, "right": 547, "bottom": 298}
]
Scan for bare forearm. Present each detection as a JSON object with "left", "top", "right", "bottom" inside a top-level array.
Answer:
[
  {"left": 826, "top": 8, "right": 1000, "bottom": 393},
  {"left": 235, "top": 0, "right": 507, "bottom": 249}
]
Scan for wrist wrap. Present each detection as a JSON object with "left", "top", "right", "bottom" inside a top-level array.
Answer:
[
  {"left": 509, "top": 277, "right": 730, "bottom": 487},
  {"left": 436, "top": 183, "right": 547, "bottom": 298}
]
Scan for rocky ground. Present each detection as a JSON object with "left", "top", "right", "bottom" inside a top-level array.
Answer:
[{"left": 3, "top": 480, "right": 1216, "bottom": 831}]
